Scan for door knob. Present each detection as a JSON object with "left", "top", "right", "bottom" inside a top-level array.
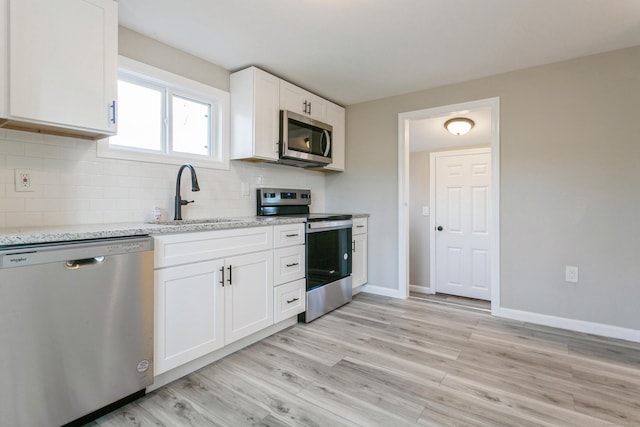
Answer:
[{"left": 437, "top": 226, "right": 443, "bottom": 231}]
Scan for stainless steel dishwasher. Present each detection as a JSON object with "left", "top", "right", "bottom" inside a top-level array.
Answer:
[{"left": 0, "top": 236, "right": 154, "bottom": 427}]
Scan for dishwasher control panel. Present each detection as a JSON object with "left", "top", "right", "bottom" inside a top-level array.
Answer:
[{"left": 0, "top": 236, "right": 154, "bottom": 268}]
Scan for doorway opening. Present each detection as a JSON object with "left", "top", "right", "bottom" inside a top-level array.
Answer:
[{"left": 397, "top": 97, "right": 500, "bottom": 314}]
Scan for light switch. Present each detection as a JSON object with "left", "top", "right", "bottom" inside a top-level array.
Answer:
[{"left": 422, "top": 206, "right": 430, "bottom": 216}]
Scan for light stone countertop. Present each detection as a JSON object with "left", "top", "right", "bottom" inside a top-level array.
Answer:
[
  {"left": 0, "top": 216, "right": 306, "bottom": 247},
  {"left": 0, "top": 213, "right": 369, "bottom": 247}
]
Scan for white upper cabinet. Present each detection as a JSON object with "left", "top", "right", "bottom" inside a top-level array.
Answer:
[
  {"left": 230, "top": 66, "right": 345, "bottom": 171},
  {"left": 230, "top": 66, "right": 280, "bottom": 161},
  {"left": 279, "top": 80, "right": 327, "bottom": 122},
  {"left": 0, "top": 0, "right": 118, "bottom": 139},
  {"left": 324, "top": 102, "right": 345, "bottom": 171}
]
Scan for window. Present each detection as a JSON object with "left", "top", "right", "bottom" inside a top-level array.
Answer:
[{"left": 98, "top": 56, "right": 229, "bottom": 169}]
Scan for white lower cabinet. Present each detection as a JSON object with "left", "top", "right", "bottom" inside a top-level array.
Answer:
[
  {"left": 274, "top": 278, "right": 305, "bottom": 323},
  {"left": 154, "top": 259, "right": 225, "bottom": 375},
  {"left": 272, "top": 223, "right": 306, "bottom": 321},
  {"left": 352, "top": 217, "right": 369, "bottom": 291},
  {"left": 153, "top": 223, "right": 304, "bottom": 375},
  {"left": 224, "top": 251, "right": 273, "bottom": 344},
  {"left": 273, "top": 245, "right": 305, "bottom": 286}
]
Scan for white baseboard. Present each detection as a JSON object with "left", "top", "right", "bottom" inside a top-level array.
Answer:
[
  {"left": 497, "top": 307, "right": 640, "bottom": 343},
  {"left": 409, "top": 284, "right": 432, "bottom": 294},
  {"left": 360, "top": 284, "right": 402, "bottom": 298}
]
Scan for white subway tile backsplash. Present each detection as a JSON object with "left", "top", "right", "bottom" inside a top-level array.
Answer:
[
  {"left": 0, "top": 129, "right": 326, "bottom": 227},
  {"left": 6, "top": 212, "right": 43, "bottom": 227}
]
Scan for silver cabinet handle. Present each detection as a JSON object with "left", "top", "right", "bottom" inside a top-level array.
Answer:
[
  {"left": 285, "top": 233, "right": 299, "bottom": 237},
  {"left": 109, "top": 100, "right": 116, "bottom": 124},
  {"left": 286, "top": 297, "right": 299, "bottom": 304},
  {"left": 219, "top": 266, "right": 225, "bottom": 287}
]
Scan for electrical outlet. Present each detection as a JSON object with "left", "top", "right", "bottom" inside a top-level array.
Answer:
[
  {"left": 14, "top": 169, "right": 34, "bottom": 192},
  {"left": 565, "top": 265, "right": 579, "bottom": 283}
]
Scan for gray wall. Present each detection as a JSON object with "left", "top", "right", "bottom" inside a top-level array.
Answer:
[
  {"left": 119, "top": 27, "right": 230, "bottom": 91},
  {"left": 409, "top": 151, "right": 430, "bottom": 288},
  {"left": 326, "top": 45, "right": 640, "bottom": 330}
]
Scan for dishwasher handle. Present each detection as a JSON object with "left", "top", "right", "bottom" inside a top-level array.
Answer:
[{"left": 65, "top": 256, "right": 105, "bottom": 270}]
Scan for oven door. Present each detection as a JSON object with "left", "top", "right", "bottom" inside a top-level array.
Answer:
[{"left": 306, "top": 220, "right": 352, "bottom": 291}]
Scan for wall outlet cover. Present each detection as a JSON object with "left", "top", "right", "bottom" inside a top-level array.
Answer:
[
  {"left": 14, "top": 169, "right": 34, "bottom": 192},
  {"left": 565, "top": 265, "right": 579, "bottom": 283}
]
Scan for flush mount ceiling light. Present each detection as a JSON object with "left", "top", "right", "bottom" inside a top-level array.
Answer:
[{"left": 444, "top": 117, "right": 475, "bottom": 136}]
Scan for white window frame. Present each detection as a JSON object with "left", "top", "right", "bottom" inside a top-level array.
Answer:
[{"left": 97, "top": 56, "right": 230, "bottom": 170}]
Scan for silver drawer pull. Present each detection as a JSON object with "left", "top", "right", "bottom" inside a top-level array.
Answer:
[
  {"left": 286, "top": 262, "right": 299, "bottom": 267},
  {"left": 286, "top": 297, "right": 299, "bottom": 304},
  {"left": 285, "top": 233, "right": 299, "bottom": 237},
  {"left": 356, "top": 225, "right": 365, "bottom": 228}
]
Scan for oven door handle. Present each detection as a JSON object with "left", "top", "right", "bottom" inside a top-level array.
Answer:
[{"left": 306, "top": 219, "right": 352, "bottom": 233}]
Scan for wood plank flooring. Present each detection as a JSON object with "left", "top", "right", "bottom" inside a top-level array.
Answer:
[
  {"left": 409, "top": 291, "right": 491, "bottom": 312},
  {"left": 91, "top": 293, "right": 640, "bottom": 426}
]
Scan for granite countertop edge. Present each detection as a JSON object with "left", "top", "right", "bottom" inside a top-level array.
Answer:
[
  {"left": 0, "top": 217, "right": 306, "bottom": 247},
  {"left": 0, "top": 213, "right": 370, "bottom": 247}
]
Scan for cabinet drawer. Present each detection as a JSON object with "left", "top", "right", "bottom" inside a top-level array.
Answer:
[
  {"left": 274, "top": 278, "right": 306, "bottom": 323},
  {"left": 352, "top": 217, "right": 368, "bottom": 235},
  {"left": 273, "top": 223, "right": 305, "bottom": 248},
  {"left": 274, "top": 245, "right": 305, "bottom": 286},
  {"left": 154, "top": 226, "right": 273, "bottom": 268}
]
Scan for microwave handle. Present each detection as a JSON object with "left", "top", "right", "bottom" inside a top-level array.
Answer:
[{"left": 322, "top": 130, "right": 331, "bottom": 157}]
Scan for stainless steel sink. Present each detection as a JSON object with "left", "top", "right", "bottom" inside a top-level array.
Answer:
[{"left": 148, "top": 218, "right": 245, "bottom": 226}]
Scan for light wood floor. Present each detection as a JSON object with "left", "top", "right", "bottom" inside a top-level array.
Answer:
[
  {"left": 92, "top": 293, "right": 640, "bottom": 426},
  {"left": 409, "top": 291, "right": 491, "bottom": 312}
]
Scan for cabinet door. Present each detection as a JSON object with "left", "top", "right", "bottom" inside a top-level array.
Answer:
[
  {"left": 280, "top": 80, "right": 327, "bottom": 122},
  {"left": 155, "top": 259, "right": 225, "bottom": 374},
  {"left": 352, "top": 233, "right": 368, "bottom": 289},
  {"left": 7, "top": 0, "right": 117, "bottom": 135},
  {"left": 225, "top": 251, "right": 274, "bottom": 344},
  {"left": 253, "top": 69, "right": 280, "bottom": 160},
  {"left": 324, "top": 103, "right": 345, "bottom": 171},
  {"left": 230, "top": 67, "right": 280, "bottom": 161}
]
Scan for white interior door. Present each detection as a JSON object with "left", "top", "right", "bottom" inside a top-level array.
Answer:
[{"left": 434, "top": 148, "right": 491, "bottom": 300}]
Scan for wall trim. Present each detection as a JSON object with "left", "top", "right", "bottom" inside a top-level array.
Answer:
[
  {"left": 398, "top": 97, "right": 500, "bottom": 312},
  {"left": 497, "top": 307, "right": 640, "bottom": 344},
  {"left": 409, "top": 284, "right": 433, "bottom": 294},
  {"left": 361, "top": 284, "right": 402, "bottom": 298}
]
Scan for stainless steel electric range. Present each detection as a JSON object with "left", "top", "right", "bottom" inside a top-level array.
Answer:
[{"left": 257, "top": 188, "right": 352, "bottom": 322}]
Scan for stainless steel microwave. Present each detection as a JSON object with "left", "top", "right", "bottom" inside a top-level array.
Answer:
[{"left": 279, "top": 110, "right": 332, "bottom": 167}]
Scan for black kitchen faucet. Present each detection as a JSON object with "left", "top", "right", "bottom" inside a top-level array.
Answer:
[{"left": 174, "top": 163, "right": 200, "bottom": 220}]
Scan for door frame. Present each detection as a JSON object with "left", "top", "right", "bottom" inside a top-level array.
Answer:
[
  {"left": 397, "top": 97, "right": 500, "bottom": 314},
  {"left": 430, "top": 147, "right": 491, "bottom": 299}
]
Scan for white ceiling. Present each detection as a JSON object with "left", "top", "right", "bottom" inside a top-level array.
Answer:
[
  {"left": 410, "top": 108, "right": 492, "bottom": 153},
  {"left": 119, "top": 0, "right": 640, "bottom": 106}
]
